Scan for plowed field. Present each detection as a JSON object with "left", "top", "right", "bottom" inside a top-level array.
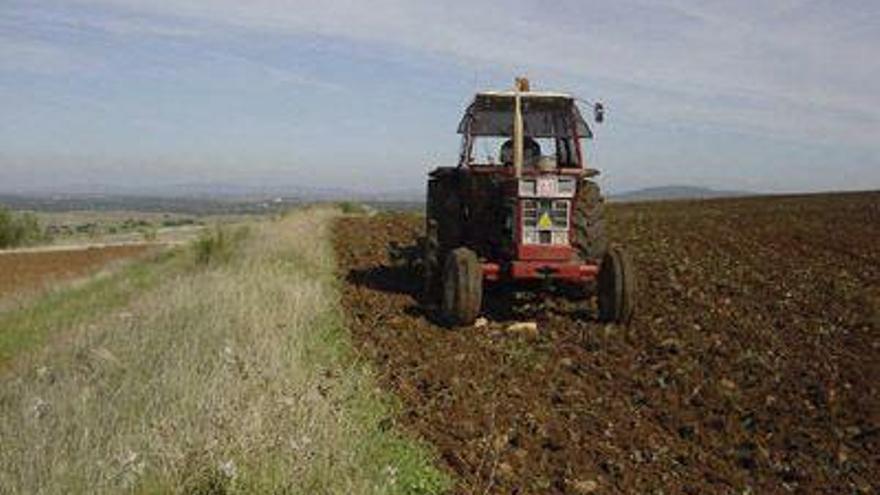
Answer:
[
  {"left": 333, "top": 192, "right": 880, "bottom": 494},
  {"left": 0, "top": 244, "right": 153, "bottom": 297}
]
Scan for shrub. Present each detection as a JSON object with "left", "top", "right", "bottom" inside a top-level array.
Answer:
[
  {"left": 338, "top": 201, "right": 366, "bottom": 215},
  {"left": 0, "top": 207, "right": 47, "bottom": 248},
  {"left": 161, "top": 218, "right": 196, "bottom": 228},
  {"left": 140, "top": 228, "right": 158, "bottom": 242},
  {"left": 193, "top": 225, "right": 249, "bottom": 265}
]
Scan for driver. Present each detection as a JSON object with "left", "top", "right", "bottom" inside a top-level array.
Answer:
[{"left": 500, "top": 137, "right": 541, "bottom": 167}]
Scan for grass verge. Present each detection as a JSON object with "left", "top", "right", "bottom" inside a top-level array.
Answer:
[
  {"left": 0, "top": 208, "right": 450, "bottom": 494},
  {"left": 0, "top": 247, "right": 185, "bottom": 367}
]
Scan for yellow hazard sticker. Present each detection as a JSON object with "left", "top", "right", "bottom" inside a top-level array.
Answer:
[{"left": 538, "top": 212, "right": 553, "bottom": 229}]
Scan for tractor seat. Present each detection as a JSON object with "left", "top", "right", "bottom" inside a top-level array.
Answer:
[{"left": 500, "top": 138, "right": 542, "bottom": 166}]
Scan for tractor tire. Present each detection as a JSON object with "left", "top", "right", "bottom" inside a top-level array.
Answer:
[
  {"left": 423, "top": 218, "right": 440, "bottom": 300},
  {"left": 427, "top": 176, "right": 463, "bottom": 251},
  {"left": 572, "top": 180, "right": 608, "bottom": 263},
  {"left": 441, "top": 247, "right": 483, "bottom": 326},
  {"left": 597, "top": 246, "right": 637, "bottom": 324}
]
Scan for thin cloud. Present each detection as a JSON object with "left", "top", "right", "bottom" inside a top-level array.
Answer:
[
  {"left": 75, "top": 17, "right": 205, "bottom": 38},
  {"left": 66, "top": 0, "right": 880, "bottom": 147},
  {"left": 1, "top": 0, "right": 878, "bottom": 193},
  {"left": 0, "top": 35, "right": 102, "bottom": 75}
]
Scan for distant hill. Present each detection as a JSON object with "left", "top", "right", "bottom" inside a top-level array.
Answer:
[
  {"left": 3, "top": 182, "right": 754, "bottom": 210},
  {"left": 1, "top": 181, "right": 424, "bottom": 203},
  {"left": 611, "top": 185, "right": 751, "bottom": 202}
]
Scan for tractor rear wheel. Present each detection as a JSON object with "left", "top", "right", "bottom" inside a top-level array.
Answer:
[
  {"left": 425, "top": 175, "right": 463, "bottom": 302},
  {"left": 572, "top": 180, "right": 608, "bottom": 263},
  {"left": 441, "top": 247, "right": 483, "bottom": 326},
  {"left": 597, "top": 246, "right": 637, "bottom": 324},
  {"left": 423, "top": 218, "right": 440, "bottom": 300}
]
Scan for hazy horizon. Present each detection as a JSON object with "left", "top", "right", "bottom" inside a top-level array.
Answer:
[{"left": 2, "top": 1, "right": 879, "bottom": 196}]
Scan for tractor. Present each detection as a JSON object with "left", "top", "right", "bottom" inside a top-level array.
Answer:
[{"left": 423, "top": 78, "right": 636, "bottom": 326}]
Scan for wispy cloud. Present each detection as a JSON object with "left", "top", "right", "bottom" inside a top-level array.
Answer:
[
  {"left": 59, "top": 0, "right": 880, "bottom": 147},
  {"left": 1, "top": 0, "right": 878, "bottom": 192},
  {"left": 0, "top": 35, "right": 101, "bottom": 74},
  {"left": 73, "top": 16, "right": 204, "bottom": 38}
]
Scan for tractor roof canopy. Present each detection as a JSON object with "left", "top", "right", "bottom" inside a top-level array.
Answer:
[{"left": 457, "top": 91, "right": 592, "bottom": 139}]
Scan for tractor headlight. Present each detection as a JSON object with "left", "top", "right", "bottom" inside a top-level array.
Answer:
[
  {"left": 557, "top": 177, "right": 576, "bottom": 196},
  {"left": 522, "top": 230, "right": 540, "bottom": 245},
  {"left": 552, "top": 231, "right": 569, "bottom": 245},
  {"left": 550, "top": 200, "right": 569, "bottom": 229},
  {"left": 522, "top": 199, "right": 538, "bottom": 227},
  {"left": 519, "top": 179, "right": 537, "bottom": 196}
]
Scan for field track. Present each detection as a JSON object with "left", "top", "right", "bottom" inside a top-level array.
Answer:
[
  {"left": 333, "top": 192, "right": 880, "bottom": 494},
  {"left": 0, "top": 240, "right": 177, "bottom": 256},
  {"left": 0, "top": 244, "right": 157, "bottom": 297}
]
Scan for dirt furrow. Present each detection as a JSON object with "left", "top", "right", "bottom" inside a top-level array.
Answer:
[{"left": 333, "top": 192, "right": 880, "bottom": 494}]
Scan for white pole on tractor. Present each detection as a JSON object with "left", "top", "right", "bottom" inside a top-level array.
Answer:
[{"left": 513, "top": 77, "right": 528, "bottom": 179}]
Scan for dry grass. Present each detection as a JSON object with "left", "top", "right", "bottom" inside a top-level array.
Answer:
[{"left": 0, "top": 208, "right": 448, "bottom": 494}]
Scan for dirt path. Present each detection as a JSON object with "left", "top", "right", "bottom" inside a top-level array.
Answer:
[
  {"left": 0, "top": 244, "right": 158, "bottom": 298},
  {"left": 0, "top": 241, "right": 170, "bottom": 256},
  {"left": 333, "top": 192, "right": 880, "bottom": 494}
]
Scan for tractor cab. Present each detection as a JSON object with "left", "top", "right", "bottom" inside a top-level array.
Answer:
[
  {"left": 424, "top": 78, "right": 635, "bottom": 327},
  {"left": 457, "top": 86, "right": 593, "bottom": 172}
]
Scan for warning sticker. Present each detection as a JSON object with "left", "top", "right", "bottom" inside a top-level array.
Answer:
[{"left": 537, "top": 212, "right": 553, "bottom": 229}]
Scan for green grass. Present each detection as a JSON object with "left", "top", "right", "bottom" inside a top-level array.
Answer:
[
  {"left": 0, "top": 248, "right": 185, "bottom": 367},
  {"left": 296, "top": 307, "right": 450, "bottom": 495},
  {"left": 0, "top": 209, "right": 450, "bottom": 494}
]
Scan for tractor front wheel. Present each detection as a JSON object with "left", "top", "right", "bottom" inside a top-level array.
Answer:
[
  {"left": 597, "top": 247, "right": 637, "bottom": 324},
  {"left": 441, "top": 247, "right": 483, "bottom": 326}
]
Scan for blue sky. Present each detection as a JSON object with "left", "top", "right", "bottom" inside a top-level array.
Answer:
[{"left": 1, "top": 0, "right": 878, "bottom": 194}]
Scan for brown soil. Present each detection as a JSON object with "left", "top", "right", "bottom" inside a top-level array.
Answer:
[
  {"left": 333, "top": 192, "right": 880, "bottom": 494},
  {"left": 0, "top": 245, "right": 153, "bottom": 298}
]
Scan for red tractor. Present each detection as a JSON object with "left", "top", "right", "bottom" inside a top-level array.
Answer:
[{"left": 424, "top": 78, "right": 636, "bottom": 326}]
